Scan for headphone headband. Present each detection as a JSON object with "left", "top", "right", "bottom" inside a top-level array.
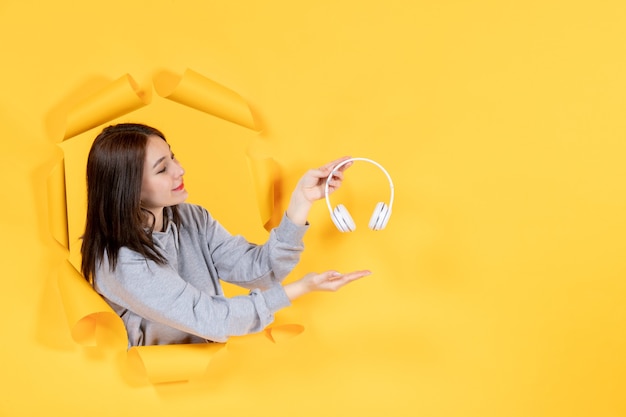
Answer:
[{"left": 324, "top": 157, "right": 395, "bottom": 222}]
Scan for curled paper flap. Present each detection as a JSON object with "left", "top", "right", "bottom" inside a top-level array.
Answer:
[
  {"left": 57, "top": 129, "right": 96, "bottom": 273},
  {"left": 246, "top": 138, "right": 280, "bottom": 230},
  {"left": 264, "top": 324, "right": 305, "bottom": 343},
  {"left": 63, "top": 74, "right": 150, "bottom": 140},
  {"left": 128, "top": 343, "right": 225, "bottom": 384},
  {"left": 153, "top": 68, "right": 258, "bottom": 130},
  {"left": 56, "top": 260, "right": 128, "bottom": 347},
  {"left": 47, "top": 161, "right": 69, "bottom": 249},
  {"left": 246, "top": 154, "right": 278, "bottom": 230}
]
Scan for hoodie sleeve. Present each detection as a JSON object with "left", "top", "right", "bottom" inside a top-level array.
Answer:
[
  {"left": 185, "top": 205, "right": 309, "bottom": 290},
  {"left": 94, "top": 248, "right": 291, "bottom": 344}
]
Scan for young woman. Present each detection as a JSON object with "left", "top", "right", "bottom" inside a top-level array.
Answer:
[{"left": 80, "top": 123, "right": 370, "bottom": 346}]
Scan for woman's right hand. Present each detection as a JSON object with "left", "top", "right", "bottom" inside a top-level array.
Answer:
[
  {"left": 284, "top": 270, "right": 371, "bottom": 301},
  {"left": 285, "top": 156, "right": 353, "bottom": 225}
]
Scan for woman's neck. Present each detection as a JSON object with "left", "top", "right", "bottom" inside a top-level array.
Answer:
[{"left": 144, "top": 208, "right": 165, "bottom": 232}]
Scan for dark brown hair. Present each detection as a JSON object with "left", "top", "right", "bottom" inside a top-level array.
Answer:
[{"left": 80, "top": 123, "right": 180, "bottom": 283}]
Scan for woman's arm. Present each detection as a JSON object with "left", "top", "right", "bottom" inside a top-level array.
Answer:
[
  {"left": 95, "top": 249, "right": 291, "bottom": 343},
  {"left": 205, "top": 156, "right": 354, "bottom": 287}
]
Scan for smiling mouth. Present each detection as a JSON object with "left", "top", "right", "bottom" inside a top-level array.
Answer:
[{"left": 173, "top": 183, "right": 185, "bottom": 191}]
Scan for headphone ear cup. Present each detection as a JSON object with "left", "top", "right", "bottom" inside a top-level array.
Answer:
[
  {"left": 332, "top": 204, "right": 356, "bottom": 232},
  {"left": 369, "top": 202, "right": 391, "bottom": 230}
]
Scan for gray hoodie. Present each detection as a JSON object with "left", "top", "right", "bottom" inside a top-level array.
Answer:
[{"left": 94, "top": 203, "right": 308, "bottom": 346}]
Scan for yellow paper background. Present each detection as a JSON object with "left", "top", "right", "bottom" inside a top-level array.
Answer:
[{"left": 2, "top": 1, "right": 626, "bottom": 416}]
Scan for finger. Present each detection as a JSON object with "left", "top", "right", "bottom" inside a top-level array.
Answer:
[
  {"left": 328, "top": 170, "right": 345, "bottom": 182},
  {"left": 320, "top": 156, "right": 353, "bottom": 175},
  {"left": 325, "top": 271, "right": 342, "bottom": 281},
  {"left": 345, "top": 270, "right": 372, "bottom": 285},
  {"left": 307, "top": 158, "right": 352, "bottom": 187},
  {"left": 326, "top": 177, "right": 344, "bottom": 191},
  {"left": 329, "top": 271, "right": 371, "bottom": 291},
  {"left": 329, "top": 270, "right": 372, "bottom": 282},
  {"left": 305, "top": 166, "right": 336, "bottom": 184},
  {"left": 324, "top": 167, "right": 348, "bottom": 192}
]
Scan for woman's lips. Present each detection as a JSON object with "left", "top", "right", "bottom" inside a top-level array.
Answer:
[{"left": 173, "top": 183, "right": 185, "bottom": 191}]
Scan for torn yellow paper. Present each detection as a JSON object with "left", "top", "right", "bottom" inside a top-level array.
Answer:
[
  {"left": 154, "top": 68, "right": 258, "bottom": 130},
  {"left": 246, "top": 155, "right": 278, "bottom": 230},
  {"left": 58, "top": 130, "right": 95, "bottom": 273},
  {"left": 265, "top": 324, "right": 305, "bottom": 343},
  {"left": 56, "top": 260, "right": 127, "bottom": 347},
  {"left": 246, "top": 137, "right": 280, "bottom": 230},
  {"left": 128, "top": 343, "right": 226, "bottom": 384},
  {"left": 63, "top": 74, "right": 150, "bottom": 140},
  {"left": 47, "top": 161, "right": 69, "bottom": 249}
]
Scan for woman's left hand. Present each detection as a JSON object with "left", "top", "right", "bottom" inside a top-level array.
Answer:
[{"left": 284, "top": 269, "right": 372, "bottom": 301}]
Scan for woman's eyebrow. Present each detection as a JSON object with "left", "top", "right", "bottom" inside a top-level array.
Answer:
[
  {"left": 151, "top": 144, "right": 172, "bottom": 169},
  {"left": 152, "top": 156, "right": 167, "bottom": 169}
]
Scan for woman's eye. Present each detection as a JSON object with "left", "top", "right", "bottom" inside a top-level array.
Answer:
[{"left": 158, "top": 166, "right": 167, "bottom": 174}]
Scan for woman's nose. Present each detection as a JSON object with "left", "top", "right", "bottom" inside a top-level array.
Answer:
[{"left": 174, "top": 160, "right": 185, "bottom": 177}]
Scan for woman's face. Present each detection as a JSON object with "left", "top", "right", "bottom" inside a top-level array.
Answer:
[{"left": 140, "top": 135, "right": 188, "bottom": 214}]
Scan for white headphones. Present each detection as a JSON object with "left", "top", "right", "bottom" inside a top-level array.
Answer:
[{"left": 324, "top": 157, "right": 395, "bottom": 232}]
